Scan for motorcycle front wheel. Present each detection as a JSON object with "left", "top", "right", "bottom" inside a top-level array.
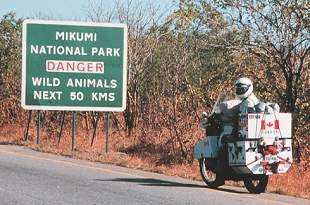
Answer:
[
  {"left": 199, "top": 158, "right": 224, "bottom": 188},
  {"left": 243, "top": 175, "right": 268, "bottom": 194}
]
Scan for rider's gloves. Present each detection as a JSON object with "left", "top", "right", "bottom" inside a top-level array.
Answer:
[{"left": 199, "top": 112, "right": 209, "bottom": 128}]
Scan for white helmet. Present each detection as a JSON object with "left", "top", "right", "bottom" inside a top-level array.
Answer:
[{"left": 235, "top": 77, "right": 253, "bottom": 99}]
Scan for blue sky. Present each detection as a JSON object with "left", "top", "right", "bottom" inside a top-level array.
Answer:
[{"left": 0, "top": 0, "right": 177, "bottom": 21}]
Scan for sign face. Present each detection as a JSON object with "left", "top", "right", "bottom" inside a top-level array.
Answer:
[{"left": 22, "top": 19, "right": 127, "bottom": 111}]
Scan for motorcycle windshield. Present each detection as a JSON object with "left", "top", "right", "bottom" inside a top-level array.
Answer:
[{"left": 210, "top": 92, "right": 227, "bottom": 115}]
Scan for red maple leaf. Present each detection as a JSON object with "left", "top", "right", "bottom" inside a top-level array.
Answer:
[{"left": 267, "top": 122, "right": 273, "bottom": 127}]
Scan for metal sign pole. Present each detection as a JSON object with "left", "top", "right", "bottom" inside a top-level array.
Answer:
[{"left": 105, "top": 112, "right": 110, "bottom": 153}]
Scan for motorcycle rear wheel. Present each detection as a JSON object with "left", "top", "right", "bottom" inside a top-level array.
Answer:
[
  {"left": 244, "top": 175, "right": 268, "bottom": 194},
  {"left": 199, "top": 158, "right": 224, "bottom": 188}
]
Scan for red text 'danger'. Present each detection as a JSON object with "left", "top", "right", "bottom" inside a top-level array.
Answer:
[{"left": 46, "top": 60, "right": 104, "bottom": 74}]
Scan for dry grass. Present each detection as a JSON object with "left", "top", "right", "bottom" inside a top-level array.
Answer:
[
  {"left": 0, "top": 123, "right": 309, "bottom": 199},
  {"left": 268, "top": 163, "right": 310, "bottom": 199}
]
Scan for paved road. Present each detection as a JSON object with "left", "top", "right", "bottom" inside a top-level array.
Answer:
[{"left": 0, "top": 145, "right": 309, "bottom": 205}]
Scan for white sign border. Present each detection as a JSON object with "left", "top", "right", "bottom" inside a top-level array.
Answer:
[{"left": 22, "top": 19, "right": 127, "bottom": 112}]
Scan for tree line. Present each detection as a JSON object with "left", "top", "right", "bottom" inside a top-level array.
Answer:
[{"left": 0, "top": 0, "right": 309, "bottom": 164}]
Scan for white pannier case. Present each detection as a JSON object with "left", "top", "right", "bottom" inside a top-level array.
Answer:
[{"left": 228, "top": 113, "right": 292, "bottom": 175}]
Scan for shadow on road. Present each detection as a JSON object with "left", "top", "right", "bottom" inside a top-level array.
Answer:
[
  {"left": 94, "top": 177, "right": 204, "bottom": 188},
  {"left": 94, "top": 178, "right": 248, "bottom": 194}
]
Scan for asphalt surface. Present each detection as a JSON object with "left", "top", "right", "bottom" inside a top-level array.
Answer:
[{"left": 0, "top": 145, "right": 309, "bottom": 205}]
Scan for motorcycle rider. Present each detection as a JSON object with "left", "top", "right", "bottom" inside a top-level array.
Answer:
[
  {"left": 200, "top": 77, "right": 258, "bottom": 126},
  {"left": 200, "top": 77, "right": 259, "bottom": 136},
  {"left": 201, "top": 77, "right": 260, "bottom": 185},
  {"left": 235, "top": 77, "right": 259, "bottom": 114}
]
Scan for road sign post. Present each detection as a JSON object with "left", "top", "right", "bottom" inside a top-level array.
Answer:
[
  {"left": 22, "top": 20, "right": 127, "bottom": 112},
  {"left": 22, "top": 20, "right": 127, "bottom": 152}
]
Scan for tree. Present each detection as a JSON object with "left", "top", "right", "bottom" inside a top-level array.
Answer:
[
  {"left": 171, "top": 0, "right": 310, "bottom": 161},
  {"left": 0, "top": 12, "right": 22, "bottom": 102},
  {"left": 87, "top": 0, "right": 171, "bottom": 135},
  {"left": 214, "top": 0, "right": 310, "bottom": 114},
  {"left": 0, "top": 13, "right": 23, "bottom": 125}
]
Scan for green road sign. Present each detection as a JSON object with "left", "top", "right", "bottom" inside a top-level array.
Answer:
[{"left": 22, "top": 19, "right": 127, "bottom": 111}]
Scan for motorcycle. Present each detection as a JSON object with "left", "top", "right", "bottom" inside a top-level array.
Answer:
[{"left": 194, "top": 93, "right": 293, "bottom": 193}]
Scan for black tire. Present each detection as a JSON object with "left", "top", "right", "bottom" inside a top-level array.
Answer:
[
  {"left": 199, "top": 158, "right": 224, "bottom": 188},
  {"left": 244, "top": 175, "right": 269, "bottom": 194}
]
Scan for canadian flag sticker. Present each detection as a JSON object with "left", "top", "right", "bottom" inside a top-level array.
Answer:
[{"left": 261, "top": 120, "right": 279, "bottom": 130}]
